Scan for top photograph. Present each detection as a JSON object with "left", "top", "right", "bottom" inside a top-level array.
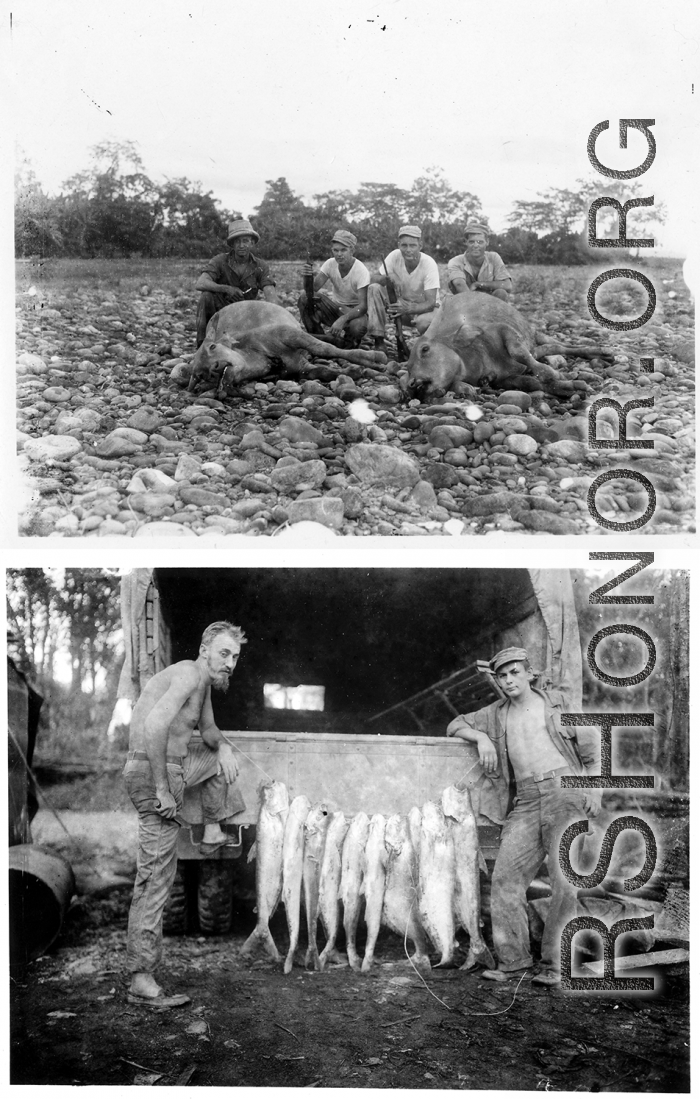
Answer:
[{"left": 9, "top": 1, "right": 696, "bottom": 541}]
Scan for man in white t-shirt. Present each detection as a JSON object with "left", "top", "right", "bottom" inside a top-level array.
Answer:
[
  {"left": 298, "top": 230, "right": 371, "bottom": 348},
  {"left": 367, "top": 225, "right": 440, "bottom": 352}
]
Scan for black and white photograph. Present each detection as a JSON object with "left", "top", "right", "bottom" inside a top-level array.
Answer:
[
  {"left": 7, "top": 563, "right": 690, "bottom": 1088},
  {"left": 3, "top": 0, "right": 696, "bottom": 1093},
  {"left": 5, "top": 1, "right": 696, "bottom": 542}
]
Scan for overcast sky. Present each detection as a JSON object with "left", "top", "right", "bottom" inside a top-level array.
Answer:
[{"left": 6, "top": 0, "right": 700, "bottom": 254}]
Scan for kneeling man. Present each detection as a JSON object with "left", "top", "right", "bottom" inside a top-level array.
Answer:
[
  {"left": 298, "top": 230, "right": 370, "bottom": 347},
  {"left": 367, "top": 225, "right": 440, "bottom": 351},
  {"left": 124, "top": 621, "right": 247, "bottom": 1007},
  {"left": 195, "top": 219, "right": 279, "bottom": 348},
  {"left": 447, "top": 223, "right": 512, "bottom": 302},
  {"left": 446, "top": 647, "right": 600, "bottom": 986}
]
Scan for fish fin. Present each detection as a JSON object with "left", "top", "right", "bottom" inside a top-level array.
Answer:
[
  {"left": 247, "top": 841, "right": 257, "bottom": 863},
  {"left": 478, "top": 848, "right": 487, "bottom": 874}
]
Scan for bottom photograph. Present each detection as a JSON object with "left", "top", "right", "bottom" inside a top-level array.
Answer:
[{"left": 7, "top": 566, "right": 690, "bottom": 1091}]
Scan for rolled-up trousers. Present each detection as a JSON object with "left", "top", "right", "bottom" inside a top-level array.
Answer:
[{"left": 124, "top": 745, "right": 238, "bottom": 974}]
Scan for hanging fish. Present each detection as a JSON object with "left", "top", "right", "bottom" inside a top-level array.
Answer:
[
  {"left": 382, "top": 812, "right": 431, "bottom": 969},
  {"left": 318, "top": 811, "right": 350, "bottom": 971},
  {"left": 301, "top": 803, "right": 332, "bottom": 971},
  {"left": 340, "top": 812, "right": 370, "bottom": 971},
  {"left": 441, "top": 784, "right": 495, "bottom": 971},
  {"left": 361, "top": 814, "right": 388, "bottom": 973},
  {"left": 418, "top": 801, "right": 456, "bottom": 967},
  {"left": 281, "top": 794, "right": 312, "bottom": 974},
  {"left": 239, "top": 780, "right": 289, "bottom": 962}
]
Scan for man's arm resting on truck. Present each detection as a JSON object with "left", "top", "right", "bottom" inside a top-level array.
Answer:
[
  {"left": 143, "top": 666, "right": 202, "bottom": 816},
  {"left": 446, "top": 714, "right": 498, "bottom": 775},
  {"left": 199, "top": 690, "right": 239, "bottom": 783}
]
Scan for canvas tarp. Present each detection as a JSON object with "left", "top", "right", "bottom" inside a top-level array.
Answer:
[
  {"left": 527, "top": 568, "right": 582, "bottom": 711},
  {"left": 117, "top": 569, "right": 156, "bottom": 703}
]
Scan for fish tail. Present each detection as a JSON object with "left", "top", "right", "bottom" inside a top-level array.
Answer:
[{"left": 239, "top": 922, "right": 282, "bottom": 963}]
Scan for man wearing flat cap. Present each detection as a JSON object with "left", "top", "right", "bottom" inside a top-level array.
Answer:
[
  {"left": 447, "top": 223, "right": 512, "bottom": 302},
  {"left": 446, "top": 646, "right": 600, "bottom": 987},
  {"left": 298, "top": 230, "right": 371, "bottom": 347},
  {"left": 367, "top": 225, "right": 440, "bottom": 351},
  {"left": 194, "top": 218, "right": 279, "bottom": 348}
]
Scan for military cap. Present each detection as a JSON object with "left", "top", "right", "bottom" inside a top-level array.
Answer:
[
  {"left": 331, "top": 229, "right": 357, "bottom": 248},
  {"left": 489, "top": 646, "right": 530, "bottom": 674}
]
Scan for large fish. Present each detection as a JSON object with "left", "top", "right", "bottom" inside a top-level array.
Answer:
[
  {"left": 240, "top": 780, "right": 289, "bottom": 962},
  {"left": 361, "top": 814, "right": 388, "bottom": 973},
  {"left": 318, "top": 811, "right": 350, "bottom": 972},
  {"left": 441, "top": 785, "right": 495, "bottom": 971},
  {"left": 382, "top": 813, "right": 431, "bottom": 969},
  {"left": 281, "top": 794, "right": 311, "bottom": 974},
  {"left": 340, "top": 811, "right": 370, "bottom": 971},
  {"left": 418, "top": 801, "right": 456, "bottom": 966},
  {"left": 301, "top": 803, "right": 331, "bottom": 971}
]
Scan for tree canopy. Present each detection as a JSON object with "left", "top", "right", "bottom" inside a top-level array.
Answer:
[{"left": 15, "top": 143, "right": 666, "bottom": 264}]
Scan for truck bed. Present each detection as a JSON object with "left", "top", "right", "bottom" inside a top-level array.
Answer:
[{"left": 179, "top": 731, "right": 500, "bottom": 859}]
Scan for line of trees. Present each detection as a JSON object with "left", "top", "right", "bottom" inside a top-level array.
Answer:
[
  {"left": 15, "top": 140, "right": 664, "bottom": 265},
  {"left": 7, "top": 569, "right": 124, "bottom": 758}
]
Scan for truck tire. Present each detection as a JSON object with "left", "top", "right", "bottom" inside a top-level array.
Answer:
[
  {"left": 197, "top": 861, "right": 235, "bottom": 934},
  {"left": 163, "top": 864, "right": 188, "bottom": 935}
]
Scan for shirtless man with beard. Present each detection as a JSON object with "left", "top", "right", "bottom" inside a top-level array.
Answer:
[{"left": 123, "top": 622, "right": 247, "bottom": 1007}]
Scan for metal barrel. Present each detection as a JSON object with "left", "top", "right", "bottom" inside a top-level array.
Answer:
[{"left": 8, "top": 845, "right": 75, "bottom": 969}]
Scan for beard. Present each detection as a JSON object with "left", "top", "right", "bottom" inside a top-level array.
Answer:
[{"left": 211, "top": 670, "right": 231, "bottom": 693}]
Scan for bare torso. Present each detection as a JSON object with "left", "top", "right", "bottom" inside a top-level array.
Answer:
[
  {"left": 128, "top": 661, "right": 209, "bottom": 756},
  {"left": 505, "top": 693, "right": 568, "bottom": 780}
]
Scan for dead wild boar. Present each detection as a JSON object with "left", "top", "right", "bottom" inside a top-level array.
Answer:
[
  {"left": 405, "top": 292, "right": 613, "bottom": 400},
  {"left": 188, "top": 300, "right": 386, "bottom": 396}
]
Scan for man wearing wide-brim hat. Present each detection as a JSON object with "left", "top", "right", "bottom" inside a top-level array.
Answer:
[
  {"left": 447, "top": 222, "right": 512, "bottom": 302},
  {"left": 446, "top": 646, "right": 601, "bottom": 987},
  {"left": 194, "top": 219, "right": 279, "bottom": 348},
  {"left": 367, "top": 225, "right": 440, "bottom": 351},
  {"left": 298, "top": 230, "right": 371, "bottom": 348}
]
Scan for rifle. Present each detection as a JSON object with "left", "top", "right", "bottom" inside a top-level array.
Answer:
[
  {"left": 382, "top": 260, "right": 410, "bottom": 363},
  {"left": 304, "top": 253, "right": 324, "bottom": 334}
]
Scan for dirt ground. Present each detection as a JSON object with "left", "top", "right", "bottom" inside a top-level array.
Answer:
[{"left": 10, "top": 811, "right": 690, "bottom": 1090}]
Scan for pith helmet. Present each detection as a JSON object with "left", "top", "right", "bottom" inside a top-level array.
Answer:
[{"left": 227, "top": 218, "right": 260, "bottom": 243}]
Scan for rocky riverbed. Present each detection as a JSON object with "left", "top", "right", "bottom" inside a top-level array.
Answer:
[{"left": 15, "top": 264, "right": 694, "bottom": 538}]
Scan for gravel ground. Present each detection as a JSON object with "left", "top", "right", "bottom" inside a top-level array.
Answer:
[{"left": 15, "top": 259, "right": 694, "bottom": 538}]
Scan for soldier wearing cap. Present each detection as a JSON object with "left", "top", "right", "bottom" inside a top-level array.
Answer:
[
  {"left": 367, "top": 225, "right": 440, "bottom": 351},
  {"left": 298, "top": 230, "right": 371, "bottom": 347},
  {"left": 447, "top": 222, "right": 512, "bottom": 302},
  {"left": 194, "top": 218, "right": 279, "bottom": 348},
  {"left": 446, "top": 646, "right": 600, "bottom": 987}
]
